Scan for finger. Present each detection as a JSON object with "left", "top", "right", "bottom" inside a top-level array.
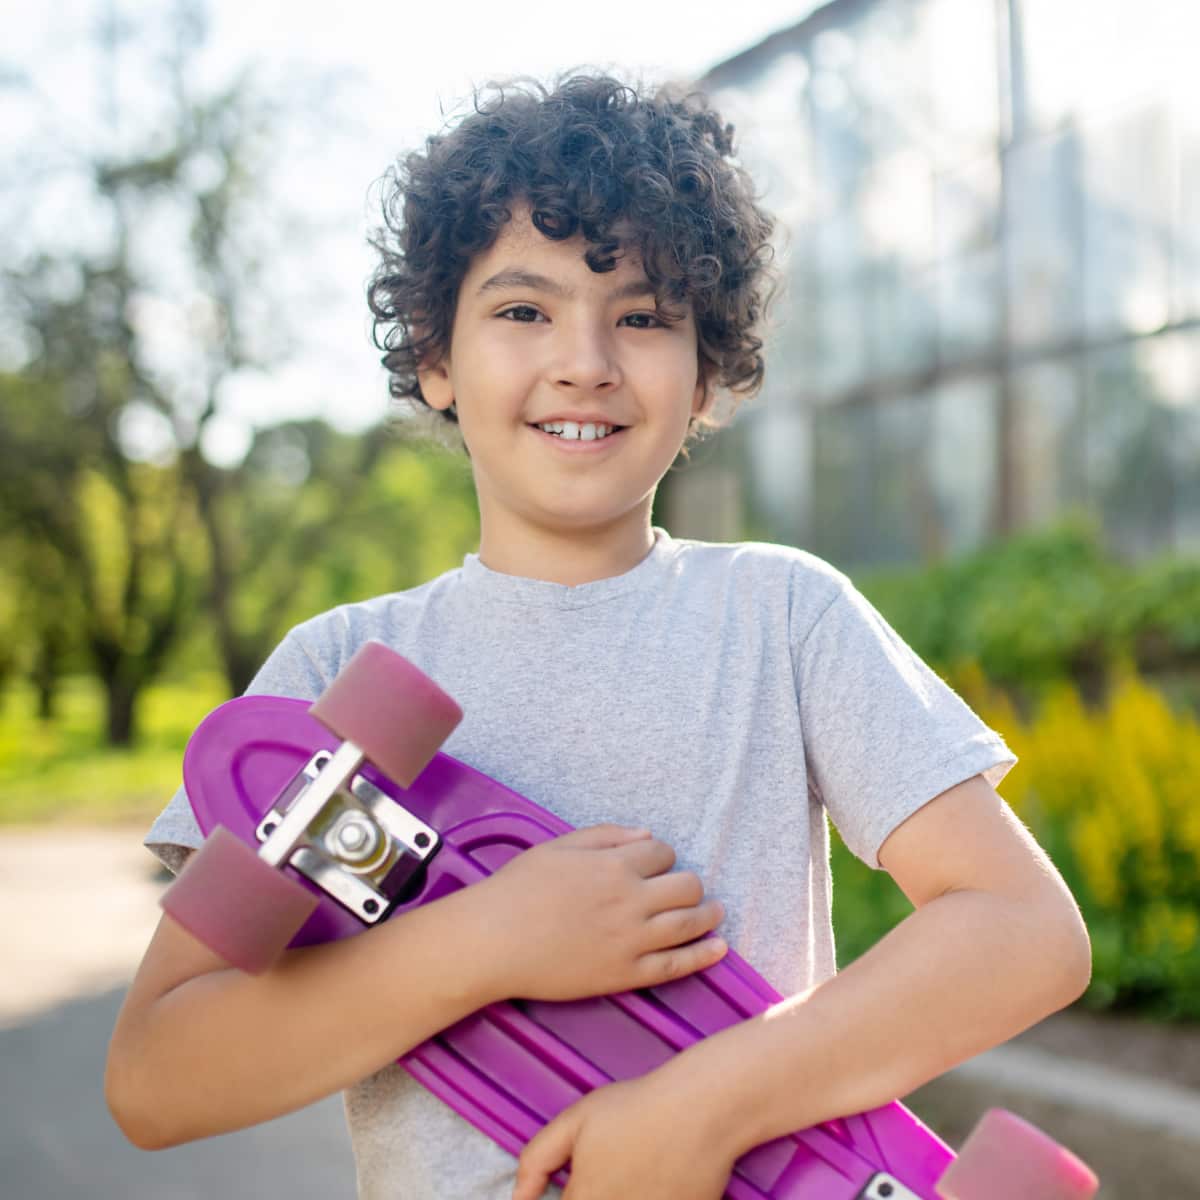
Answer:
[
  {"left": 513, "top": 1111, "right": 578, "bottom": 1200},
  {"left": 640, "top": 869, "right": 706, "bottom": 913},
  {"left": 618, "top": 836, "right": 677, "bottom": 878},
  {"left": 559, "top": 824, "right": 652, "bottom": 850},
  {"left": 636, "top": 933, "right": 728, "bottom": 987},
  {"left": 642, "top": 897, "right": 726, "bottom": 950}
]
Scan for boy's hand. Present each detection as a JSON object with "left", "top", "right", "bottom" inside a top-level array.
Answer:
[
  {"left": 511, "top": 1075, "right": 738, "bottom": 1200},
  {"left": 477, "top": 825, "right": 727, "bottom": 1002}
]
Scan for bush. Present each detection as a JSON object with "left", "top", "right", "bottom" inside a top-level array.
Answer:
[
  {"left": 831, "top": 666, "right": 1200, "bottom": 1020},
  {"left": 858, "top": 520, "right": 1200, "bottom": 700}
]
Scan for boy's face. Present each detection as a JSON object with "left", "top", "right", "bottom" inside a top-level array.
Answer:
[{"left": 417, "top": 207, "right": 707, "bottom": 566}]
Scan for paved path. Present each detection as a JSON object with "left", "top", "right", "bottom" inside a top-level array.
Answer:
[{"left": 0, "top": 829, "right": 355, "bottom": 1199}]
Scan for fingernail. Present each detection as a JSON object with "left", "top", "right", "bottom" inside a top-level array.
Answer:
[{"left": 711, "top": 937, "right": 728, "bottom": 955}]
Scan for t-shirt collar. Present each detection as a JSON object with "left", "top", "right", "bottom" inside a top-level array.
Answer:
[{"left": 460, "top": 527, "right": 675, "bottom": 609}]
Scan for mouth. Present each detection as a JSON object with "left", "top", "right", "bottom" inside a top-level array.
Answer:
[{"left": 528, "top": 420, "right": 626, "bottom": 443}]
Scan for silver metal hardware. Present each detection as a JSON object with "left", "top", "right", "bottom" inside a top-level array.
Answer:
[
  {"left": 255, "top": 748, "right": 441, "bottom": 924},
  {"left": 855, "top": 1175, "right": 922, "bottom": 1200},
  {"left": 326, "top": 810, "right": 383, "bottom": 866}
]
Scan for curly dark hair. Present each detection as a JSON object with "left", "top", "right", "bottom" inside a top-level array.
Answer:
[{"left": 366, "top": 72, "right": 777, "bottom": 438}]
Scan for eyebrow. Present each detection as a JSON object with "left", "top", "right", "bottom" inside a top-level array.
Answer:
[{"left": 476, "top": 268, "right": 657, "bottom": 302}]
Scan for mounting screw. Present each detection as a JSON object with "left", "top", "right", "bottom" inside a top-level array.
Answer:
[
  {"left": 364, "top": 899, "right": 380, "bottom": 915},
  {"left": 415, "top": 832, "right": 431, "bottom": 849}
]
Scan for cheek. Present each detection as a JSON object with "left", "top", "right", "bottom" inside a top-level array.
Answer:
[{"left": 456, "top": 331, "right": 534, "bottom": 397}]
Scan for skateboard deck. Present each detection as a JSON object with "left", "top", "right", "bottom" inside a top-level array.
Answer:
[{"left": 165, "top": 644, "right": 1098, "bottom": 1200}]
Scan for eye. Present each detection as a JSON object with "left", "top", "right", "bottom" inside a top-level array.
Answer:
[
  {"left": 498, "top": 304, "right": 544, "bottom": 323},
  {"left": 619, "top": 311, "right": 666, "bottom": 330}
]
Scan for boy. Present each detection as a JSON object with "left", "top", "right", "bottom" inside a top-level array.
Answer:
[{"left": 106, "top": 75, "right": 1091, "bottom": 1199}]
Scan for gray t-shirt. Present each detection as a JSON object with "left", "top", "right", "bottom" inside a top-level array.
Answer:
[{"left": 146, "top": 528, "right": 1014, "bottom": 1199}]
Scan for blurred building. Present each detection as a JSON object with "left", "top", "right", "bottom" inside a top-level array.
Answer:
[{"left": 675, "top": 0, "right": 1199, "bottom": 567}]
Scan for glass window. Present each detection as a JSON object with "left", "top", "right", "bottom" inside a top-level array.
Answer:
[
  {"left": 1014, "top": 0, "right": 1180, "bottom": 137},
  {"left": 1081, "top": 102, "right": 1173, "bottom": 338},
  {"left": 1010, "top": 360, "right": 1086, "bottom": 528},
  {"left": 1176, "top": 117, "right": 1200, "bottom": 322},
  {"left": 865, "top": 258, "right": 938, "bottom": 377},
  {"left": 1005, "top": 129, "right": 1085, "bottom": 350},
  {"left": 935, "top": 157, "right": 1002, "bottom": 362},
  {"left": 811, "top": 400, "right": 882, "bottom": 565},
  {"left": 937, "top": 249, "right": 1001, "bottom": 362},
  {"left": 871, "top": 392, "right": 937, "bottom": 564},
  {"left": 811, "top": 206, "right": 871, "bottom": 396},
  {"left": 927, "top": 377, "right": 1000, "bottom": 556},
  {"left": 744, "top": 403, "right": 813, "bottom": 548},
  {"left": 935, "top": 155, "right": 1001, "bottom": 261},
  {"left": 922, "top": 0, "right": 999, "bottom": 161},
  {"left": 1142, "top": 331, "right": 1200, "bottom": 551},
  {"left": 1084, "top": 343, "right": 1175, "bottom": 555}
]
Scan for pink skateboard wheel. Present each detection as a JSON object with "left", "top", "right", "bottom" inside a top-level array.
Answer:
[
  {"left": 937, "top": 1108, "right": 1099, "bottom": 1199},
  {"left": 161, "top": 826, "right": 319, "bottom": 974},
  {"left": 309, "top": 642, "right": 462, "bottom": 786}
]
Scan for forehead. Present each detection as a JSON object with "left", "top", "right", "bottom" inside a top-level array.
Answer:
[{"left": 462, "top": 208, "right": 648, "bottom": 289}]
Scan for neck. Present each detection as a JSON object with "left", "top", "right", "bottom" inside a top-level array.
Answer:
[{"left": 476, "top": 516, "right": 656, "bottom": 586}]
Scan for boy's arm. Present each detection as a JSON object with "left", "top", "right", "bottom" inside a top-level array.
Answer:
[
  {"left": 514, "top": 775, "right": 1091, "bottom": 1198},
  {"left": 106, "top": 825, "right": 727, "bottom": 1151}
]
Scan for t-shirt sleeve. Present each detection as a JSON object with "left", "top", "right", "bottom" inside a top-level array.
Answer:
[
  {"left": 794, "top": 579, "right": 1016, "bottom": 870},
  {"left": 143, "top": 628, "right": 333, "bottom": 874}
]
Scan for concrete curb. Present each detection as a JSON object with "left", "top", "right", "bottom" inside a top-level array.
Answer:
[
  {"left": 911, "top": 1041, "right": 1200, "bottom": 1199},
  {"left": 952, "top": 1041, "right": 1200, "bottom": 1141}
]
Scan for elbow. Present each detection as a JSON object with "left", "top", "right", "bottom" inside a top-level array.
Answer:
[
  {"left": 1040, "top": 894, "right": 1093, "bottom": 1013},
  {"left": 104, "top": 1044, "right": 180, "bottom": 1152}
]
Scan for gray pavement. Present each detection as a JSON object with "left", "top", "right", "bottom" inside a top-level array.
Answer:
[{"left": 0, "top": 830, "right": 355, "bottom": 1200}]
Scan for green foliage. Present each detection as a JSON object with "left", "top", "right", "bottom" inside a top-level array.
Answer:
[
  {"left": 1112, "top": 556, "right": 1200, "bottom": 663},
  {"left": 831, "top": 667, "right": 1200, "bottom": 1022},
  {"left": 835, "top": 522, "right": 1200, "bottom": 1022},
  {"left": 0, "top": 673, "right": 225, "bottom": 824},
  {"left": 266, "top": 433, "right": 479, "bottom": 635},
  {"left": 858, "top": 519, "right": 1198, "bottom": 694}
]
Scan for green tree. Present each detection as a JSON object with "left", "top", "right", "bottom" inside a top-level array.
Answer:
[
  {"left": 0, "top": 369, "right": 203, "bottom": 743},
  {"left": 1, "top": 1, "right": 371, "bottom": 726}
]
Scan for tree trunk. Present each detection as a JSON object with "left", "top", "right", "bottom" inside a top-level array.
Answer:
[
  {"left": 32, "top": 631, "right": 63, "bottom": 722},
  {"left": 105, "top": 674, "right": 139, "bottom": 747}
]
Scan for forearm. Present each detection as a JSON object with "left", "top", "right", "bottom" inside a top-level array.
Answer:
[
  {"left": 651, "top": 887, "right": 1091, "bottom": 1160},
  {"left": 107, "top": 881, "right": 506, "bottom": 1149}
]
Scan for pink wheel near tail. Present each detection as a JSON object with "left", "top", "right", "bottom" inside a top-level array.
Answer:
[
  {"left": 161, "top": 827, "right": 319, "bottom": 974},
  {"left": 308, "top": 642, "right": 463, "bottom": 786},
  {"left": 937, "top": 1108, "right": 1099, "bottom": 1200}
]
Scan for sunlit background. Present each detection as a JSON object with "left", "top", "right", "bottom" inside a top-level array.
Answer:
[{"left": 2, "top": 4, "right": 1199, "bottom": 1197}]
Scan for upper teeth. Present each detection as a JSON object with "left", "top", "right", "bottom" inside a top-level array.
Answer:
[{"left": 537, "top": 421, "right": 616, "bottom": 441}]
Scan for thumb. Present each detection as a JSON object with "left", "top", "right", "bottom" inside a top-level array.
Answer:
[{"left": 512, "top": 1108, "right": 580, "bottom": 1200}]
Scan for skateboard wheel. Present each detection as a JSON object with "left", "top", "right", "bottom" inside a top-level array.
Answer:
[
  {"left": 309, "top": 642, "right": 462, "bottom": 786},
  {"left": 161, "top": 826, "right": 319, "bottom": 974},
  {"left": 937, "top": 1108, "right": 1098, "bottom": 1199}
]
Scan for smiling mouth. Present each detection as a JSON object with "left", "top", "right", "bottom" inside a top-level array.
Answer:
[{"left": 529, "top": 420, "right": 626, "bottom": 442}]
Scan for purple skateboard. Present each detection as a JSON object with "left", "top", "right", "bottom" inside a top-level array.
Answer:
[{"left": 162, "top": 643, "right": 1098, "bottom": 1200}]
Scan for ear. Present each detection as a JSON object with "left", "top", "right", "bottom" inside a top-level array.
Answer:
[{"left": 417, "top": 351, "right": 454, "bottom": 413}]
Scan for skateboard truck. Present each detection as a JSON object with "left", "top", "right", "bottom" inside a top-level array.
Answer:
[{"left": 253, "top": 743, "right": 442, "bottom": 925}]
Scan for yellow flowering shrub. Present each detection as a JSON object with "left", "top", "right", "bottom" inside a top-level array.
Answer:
[
  {"left": 830, "top": 664, "right": 1200, "bottom": 1018},
  {"left": 953, "top": 663, "right": 1200, "bottom": 1017}
]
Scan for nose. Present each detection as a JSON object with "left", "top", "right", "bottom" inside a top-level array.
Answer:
[{"left": 550, "top": 318, "right": 621, "bottom": 392}]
